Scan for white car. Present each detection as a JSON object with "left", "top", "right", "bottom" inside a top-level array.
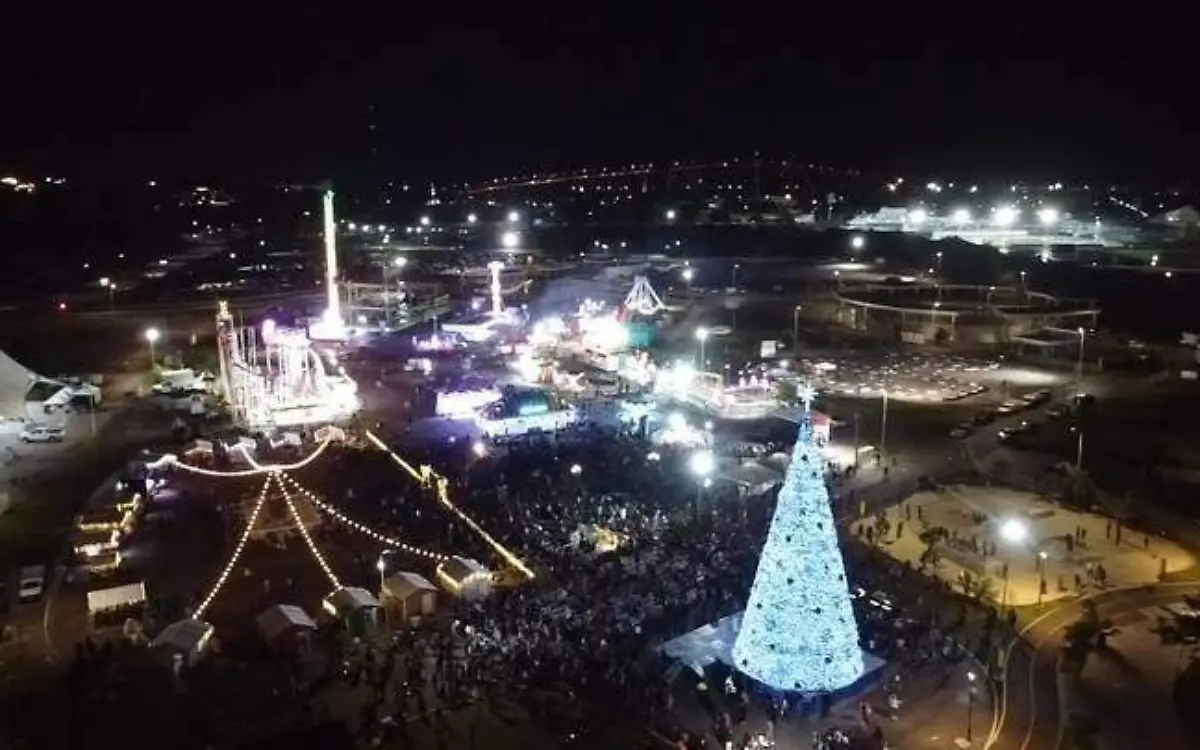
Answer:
[
  {"left": 18, "top": 565, "right": 46, "bottom": 603},
  {"left": 19, "top": 425, "right": 65, "bottom": 443},
  {"left": 995, "top": 401, "right": 1024, "bottom": 416}
]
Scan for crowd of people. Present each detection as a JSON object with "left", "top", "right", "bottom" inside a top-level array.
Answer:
[{"left": 0, "top": 408, "right": 997, "bottom": 750}]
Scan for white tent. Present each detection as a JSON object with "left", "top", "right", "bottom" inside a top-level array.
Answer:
[
  {"left": 0, "top": 350, "right": 35, "bottom": 420},
  {"left": 257, "top": 604, "right": 317, "bottom": 641},
  {"left": 153, "top": 618, "right": 214, "bottom": 665},
  {"left": 87, "top": 581, "right": 147, "bottom": 616}
]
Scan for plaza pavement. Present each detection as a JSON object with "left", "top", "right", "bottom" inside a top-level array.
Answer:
[{"left": 870, "top": 486, "right": 1195, "bottom": 606}]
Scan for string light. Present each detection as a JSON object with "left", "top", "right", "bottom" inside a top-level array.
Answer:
[
  {"left": 364, "top": 431, "right": 423, "bottom": 481},
  {"left": 275, "top": 471, "right": 341, "bottom": 588},
  {"left": 363, "top": 429, "right": 535, "bottom": 580},
  {"left": 157, "top": 437, "right": 334, "bottom": 479},
  {"left": 195, "top": 473, "right": 273, "bottom": 618},
  {"left": 276, "top": 472, "right": 448, "bottom": 562}
]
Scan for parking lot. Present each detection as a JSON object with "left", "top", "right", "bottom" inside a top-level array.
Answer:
[{"left": 804, "top": 353, "right": 1072, "bottom": 405}]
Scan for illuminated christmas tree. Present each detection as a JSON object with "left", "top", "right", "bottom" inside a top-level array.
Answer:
[{"left": 732, "top": 385, "right": 864, "bottom": 693}]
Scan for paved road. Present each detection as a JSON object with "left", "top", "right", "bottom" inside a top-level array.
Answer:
[{"left": 988, "top": 581, "right": 1200, "bottom": 750}]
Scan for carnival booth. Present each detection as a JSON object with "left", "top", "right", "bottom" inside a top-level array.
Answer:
[
  {"left": 257, "top": 604, "right": 318, "bottom": 655},
  {"left": 153, "top": 618, "right": 214, "bottom": 667},
  {"left": 322, "top": 586, "right": 382, "bottom": 638},
  {"left": 381, "top": 571, "right": 439, "bottom": 622},
  {"left": 435, "top": 556, "right": 493, "bottom": 601},
  {"left": 86, "top": 581, "right": 147, "bottom": 629}
]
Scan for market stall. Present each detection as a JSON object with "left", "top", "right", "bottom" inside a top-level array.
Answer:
[
  {"left": 322, "top": 586, "right": 381, "bottom": 637},
  {"left": 435, "top": 556, "right": 492, "bottom": 601},
  {"left": 257, "top": 604, "right": 317, "bottom": 655},
  {"left": 381, "top": 571, "right": 439, "bottom": 622}
]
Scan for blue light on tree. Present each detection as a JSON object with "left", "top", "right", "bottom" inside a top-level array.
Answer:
[{"left": 732, "top": 384, "right": 864, "bottom": 693}]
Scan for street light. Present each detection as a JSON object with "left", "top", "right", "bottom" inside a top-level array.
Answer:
[
  {"left": 376, "top": 557, "right": 386, "bottom": 587},
  {"left": 999, "top": 518, "right": 1029, "bottom": 544},
  {"left": 951, "top": 208, "right": 971, "bottom": 225},
  {"left": 665, "top": 208, "right": 677, "bottom": 222},
  {"left": 419, "top": 216, "right": 431, "bottom": 227},
  {"left": 993, "top": 206, "right": 1019, "bottom": 227},
  {"left": 731, "top": 263, "right": 741, "bottom": 289},
  {"left": 144, "top": 327, "right": 161, "bottom": 368},
  {"left": 466, "top": 212, "right": 478, "bottom": 224},
  {"left": 1037, "top": 207, "right": 1060, "bottom": 226},
  {"left": 850, "top": 235, "right": 865, "bottom": 251},
  {"left": 507, "top": 210, "right": 520, "bottom": 223},
  {"left": 382, "top": 257, "right": 408, "bottom": 327},
  {"left": 689, "top": 450, "right": 715, "bottom": 522},
  {"left": 696, "top": 327, "right": 709, "bottom": 370},
  {"left": 966, "top": 671, "right": 977, "bottom": 742},
  {"left": 682, "top": 266, "right": 695, "bottom": 293},
  {"left": 501, "top": 230, "right": 519, "bottom": 249},
  {"left": 99, "top": 277, "right": 114, "bottom": 311},
  {"left": 1075, "top": 327, "right": 1086, "bottom": 395},
  {"left": 792, "top": 305, "right": 803, "bottom": 348}
]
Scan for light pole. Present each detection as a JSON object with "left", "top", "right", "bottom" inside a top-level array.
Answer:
[
  {"left": 144, "top": 327, "right": 161, "bottom": 369},
  {"left": 696, "top": 327, "right": 709, "bottom": 371},
  {"left": 792, "top": 305, "right": 803, "bottom": 349},
  {"left": 1019, "top": 270, "right": 1027, "bottom": 299},
  {"left": 682, "top": 266, "right": 694, "bottom": 294},
  {"left": 1075, "top": 327, "right": 1086, "bottom": 395},
  {"left": 99, "top": 277, "right": 114, "bottom": 311},
  {"left": 731, "top": 263, "right": 741, "bottom": 290},
  {"left": 383, "top": 256, "right": 407, "bottom": 327},
  {"left": 879, "top": 382, "right": 889, "bottom": 457},
  {"left": 1072, "top": 426, "right": 1084, "bottom": 470},
  {"left": 966, "top": 671, "right": 977, "bottom": 742},
  {"left": 689, "top": 450, "right": 715, "bottom": 523}
]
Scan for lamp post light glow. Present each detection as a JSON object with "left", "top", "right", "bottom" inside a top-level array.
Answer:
[
  {"left": 507, "top": 210, "right": 520, "bottom": 223},
  {"left": 466, "top": 212, "right": 478, "bottom": 224},
  {"left": 144, "top": 327, "right": 161, "bottom": 367},
  {"left": 993, "top": 206, "right": 1019, "bottom": 227},
  {"left": 419, "top": 215, "right": 431, "bottom": 227},
  {"left": 99, "top": 277, "right": 114, "bottom": 310},
  {"left": 952, "top": 208, "right": 971, "bottom": 225},
  {"left": 665, "top": 208, "right": 677, "bottom": 222},
  {"left": 999, "top": 518, "right": 1029, "bottom": 544},
  {"left": 1037, "top": 207, "right": 1060, "bottom": 226},
  {"left": 696, "top": 327, "right": 709, "bottom": 370},
  {"left": 908, "top": 208, "right": 928, "bottom": 226},
  {"left": 850, "top": 235, "right": 865, "bottom": 251},
  {"left": 500, "top": 230, "right": 519, "bottom": 249},
  {"left": 682, "top": 266, "right": 695, "bottom": 292},
  {"left": 689, "top": 449, "right": 715, "bottom": 522}
]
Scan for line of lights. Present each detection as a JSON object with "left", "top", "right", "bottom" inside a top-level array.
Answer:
[
  {"left": 195, "top": 473, "right": 273, "bottom": 618},
  {"left": 432, "top": 476, "right": 536, "bottom": 580},
  {"left": 274, "top": 471, "right": 342, "bottom": 588},
  {"left": 276, "top": 472, "right": 449, "bottom": 562},
  {"left": 157, "top": 437, "right": 334, "bottom": 478},
  {"left": 364, "top": 430, "right": 534, "bottom": 579},
  {"left": 364, "top": 431, "right": 423, "bottom": 481}
]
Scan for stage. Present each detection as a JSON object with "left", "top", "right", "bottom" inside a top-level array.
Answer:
[{"left": 658, "top": 611, "right": 887, "bottom": 710}]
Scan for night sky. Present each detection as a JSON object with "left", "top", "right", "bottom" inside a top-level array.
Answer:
[{"left": 5, "top": 5, "right": 1195, "bottom": 183}]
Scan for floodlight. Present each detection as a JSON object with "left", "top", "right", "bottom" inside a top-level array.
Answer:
[
  {"left": 908, "top": 208, "right": 928, "bottom": 225},
  {"left": 999, "top": 518, "right": 1028, "bottom": 543},
  {"left": 993, "top": 206, "right": 1019, "bottom": 227},
  {"left": 1037, "top": 207, "right": 1059, "bottom": 225}
]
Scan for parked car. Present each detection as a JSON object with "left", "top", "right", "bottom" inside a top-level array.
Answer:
[
  {"left": 19, "top": 425, "right": 65, "bottom": 443},
  {"left": 996, "top": 400, "right": 1024, "bottom": 416},
  {"left": 1022, "top": 389, "right": 1052, "bottom": 406},
  {"left": 973, "top": 409, "right": 998, "bottom": 426},
  {"left": 949, "top": 423, "right": 974, "bottom": 439},
  {"left": 1046, "top": 404, "right": 1070, "bottom": 419},
  {"left": 17, "top": 565, "right": 46, "bottom": 603}
]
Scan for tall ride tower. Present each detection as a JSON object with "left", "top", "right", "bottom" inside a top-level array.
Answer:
[{"left": 322, "top": 189, "right": 341, "bottom": 324}]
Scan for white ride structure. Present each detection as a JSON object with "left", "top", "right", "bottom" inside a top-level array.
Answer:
[
  {"left": 216, "top": 302, "right": 360, "bottom": 429},
  {"left": 624, "top": 275, "right": 665, "bottom": 316}
]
